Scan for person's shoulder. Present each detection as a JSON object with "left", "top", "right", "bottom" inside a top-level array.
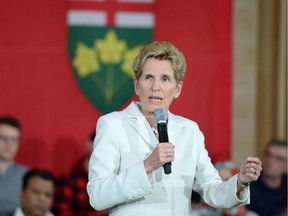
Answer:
[
  {"left": 99, "top": 101, "right": 139, "bottom": 121},
  {"left": 170, "top": 113, "right": 200, "bottom": 129},
  {"left": 10, "top": 206, "right": 23, "bottom": 216},
  {"left": 3, "top": 209, "right": 16, "bottom": 216},
  {"left": 11, "top": 163, "right": 29, "bottom": 174},
  {"left": 98, "top": 110, "right": 124, "bottom": 122},
  {"left": 6, "top": 211, "right": 16, "bottom": 216},
  {"left": 45, "top": 211, "right": 55, "bottom": 216}
]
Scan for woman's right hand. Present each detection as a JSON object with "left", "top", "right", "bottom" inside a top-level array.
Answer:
[{"left": 144, "top": 142, "right": 175, "bottom": 174}]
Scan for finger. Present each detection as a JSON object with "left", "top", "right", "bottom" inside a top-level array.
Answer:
[
  {"left": 248, "top": 167, "right": 259, "bottom": 175},
  {"left": 165, "top": 151, "right": 174, "bottom": 159},
  {"left": 245, "top": 157, "right": 262, "bottom": 171},
  {"left": 247, "top": 167, "right": 261, "bottom": 180},
  {"left": 159, "top": 145, "right": 174, "bottom": 154},
  {"left": 250, "top": 171, "right": 260, "bottom": 180},
  {"left": 244, "top": 165, "right": 260, "bottom": 173},
  {"left": 246, "top": 157, "right": 262, "bottom": 165},
  {"left": 246, "top": 162, "right": 262, "bottom": 174}
]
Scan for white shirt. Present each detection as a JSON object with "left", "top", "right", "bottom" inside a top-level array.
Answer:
[{"left": 13, "top": 207, "right": 54, "bottom": 216}]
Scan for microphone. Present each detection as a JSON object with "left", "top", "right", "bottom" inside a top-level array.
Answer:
[{"left": 154, "top": 108, "right": 171, "bottom": 174}]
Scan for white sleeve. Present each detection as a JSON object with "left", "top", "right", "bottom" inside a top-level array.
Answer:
[{"left": 192, "top": 127, "right": 250, "bottom": 208}]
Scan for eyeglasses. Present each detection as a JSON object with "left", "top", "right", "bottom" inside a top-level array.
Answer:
[
  {"left": 0, "top": 134, "right": 20, "bottom": 144},
  {"left": 264, "top": 151, "right": 287, "bottom": 163}
]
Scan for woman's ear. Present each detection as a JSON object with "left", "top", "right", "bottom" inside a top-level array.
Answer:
[
  {"left": 174, "top": 81, "right": 183, "bottom": 99},
  {"left": 133, "top": 78, "right": 139, "bottom": 95}
]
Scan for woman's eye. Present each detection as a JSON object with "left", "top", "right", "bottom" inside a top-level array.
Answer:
[
  {"left": 162, "top": 76, "right": 170, "bottom": 82},
  {"left": 144, "top": 75, "right": 152, "bottom": 80}
]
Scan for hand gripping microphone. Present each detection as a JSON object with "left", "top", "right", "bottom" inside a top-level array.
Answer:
[{"left": 154, "top": 108, "right": 171, "bottom": 174}]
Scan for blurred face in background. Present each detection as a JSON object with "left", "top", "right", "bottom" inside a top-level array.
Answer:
[
  {"left": 21, "top": 177, "right": 54, "bottom": 216},
  {"left": 0, "top": 124, "right": 20, "bottom": 162},
  {"left": 262, "top": 144, "right": 287, "bottom": 178}
]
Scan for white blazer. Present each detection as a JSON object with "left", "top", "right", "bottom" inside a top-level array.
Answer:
[{"left": 87, "top": 101, "right": 249, "bottom": 216}]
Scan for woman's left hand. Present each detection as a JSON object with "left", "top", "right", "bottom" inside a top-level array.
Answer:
[{"left": 238, "top": 157, "right": 262, "bottom": 185}]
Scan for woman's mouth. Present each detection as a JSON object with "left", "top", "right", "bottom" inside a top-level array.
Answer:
[{"left": 149, "top": 96, "right": 162, "bottom": 103}]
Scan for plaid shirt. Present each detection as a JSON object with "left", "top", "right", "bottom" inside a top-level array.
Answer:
[{"left": 52, "top": 157, "right": 108, "bottom": 216}]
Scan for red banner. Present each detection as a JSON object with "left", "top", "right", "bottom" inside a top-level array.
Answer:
[{"left": 0, "top": 0, "right": 231, "bottom": 176}]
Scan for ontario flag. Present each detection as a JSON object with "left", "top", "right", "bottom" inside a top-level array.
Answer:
[
  {"left": 0, "top": 0, "right": 231, "bottom": 176},
  {"left": 67, "top": 0, "right": 155, "bottom": 113},
  {"left": 66, "top": 0, "right": 232, "bottom": 164}
]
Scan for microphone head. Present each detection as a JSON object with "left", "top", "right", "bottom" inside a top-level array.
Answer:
[{"left": 154, "top": 108, "right": 168, "bottom": 124}]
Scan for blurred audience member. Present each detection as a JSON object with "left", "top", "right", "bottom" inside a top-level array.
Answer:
[
  {"left": 53, "top": 131, "right": 108, "bottom": 216},
  {"left": 247, "top": 138, "right": 287, "bottom": 216},
  {"left": 191, "top": 161, "right": 246, "bottom": 216},
  {"left": 0, "top": 116, "right": 29, "bottom": 216},
  {"left": 11, "top": 168, "right": 55, "bottom": 216}
]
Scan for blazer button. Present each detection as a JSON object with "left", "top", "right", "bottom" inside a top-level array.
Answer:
[
  {"left": 127, "top": 194, "right": 133, "bottom": 200},
  {"left": 137, "top": 189, "right": 144, "bottom": 196},
  {"left": 163, "top": 208, "right": 170, "bottom": 214},
  {"left": 163, "top": 184, "right": 170, "bottom": 192},
  {"left": 132, "top": 191, "right": 138, "bottom": 198}
]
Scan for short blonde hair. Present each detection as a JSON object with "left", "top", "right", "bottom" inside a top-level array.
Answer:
[{"left": 133, "top": 41, "right": 186, "bottom": 84}]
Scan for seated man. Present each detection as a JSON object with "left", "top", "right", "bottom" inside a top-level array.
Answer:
[
  {"left": 247, "top": 138, "right": 287, "bottom": 216},
  {"left": 12, "top": 169, "right": 55, "bottom": 216},
  {"left": 0, "top": 116, "right": 29, "bottom": 216}
]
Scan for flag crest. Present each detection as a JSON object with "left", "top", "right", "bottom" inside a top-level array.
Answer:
[{"left": 68, "top": 2, "right": 155, "bottom": 113}]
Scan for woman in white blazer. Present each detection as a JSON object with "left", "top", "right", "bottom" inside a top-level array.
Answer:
[{"left": 87, "top": 41, "right": 262, "bottom": 216}]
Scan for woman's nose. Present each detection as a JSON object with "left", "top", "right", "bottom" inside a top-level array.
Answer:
[{"left": 151, "top": 79, "right": 161, "bottom": 91}]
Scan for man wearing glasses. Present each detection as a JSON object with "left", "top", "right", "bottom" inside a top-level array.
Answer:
[
  {"left": 0, "top": 116, "right": 29, "bottom": 216},
  {"left": 247, "top": 138, "right": 287, "bottom": 216}
]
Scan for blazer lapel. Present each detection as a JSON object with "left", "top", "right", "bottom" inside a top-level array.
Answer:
[
  {"left": 167, "top": 112, "right": 180, "bottom": 147},
  {"left": 123, "top": 102, "right": 158, "bottom": 150}
]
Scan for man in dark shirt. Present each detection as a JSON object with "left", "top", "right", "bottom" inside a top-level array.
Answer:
[{"left": 247, "top": 138, "right": 287, "bottom": 216}]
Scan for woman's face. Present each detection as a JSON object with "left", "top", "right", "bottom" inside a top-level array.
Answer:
[{"left": 134, "top": 58, "right": 183, "bottom": 117}]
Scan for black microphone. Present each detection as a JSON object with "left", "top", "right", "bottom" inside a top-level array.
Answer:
[{"left": 154, "top": 108, "right": 171, "bottom": 175}]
